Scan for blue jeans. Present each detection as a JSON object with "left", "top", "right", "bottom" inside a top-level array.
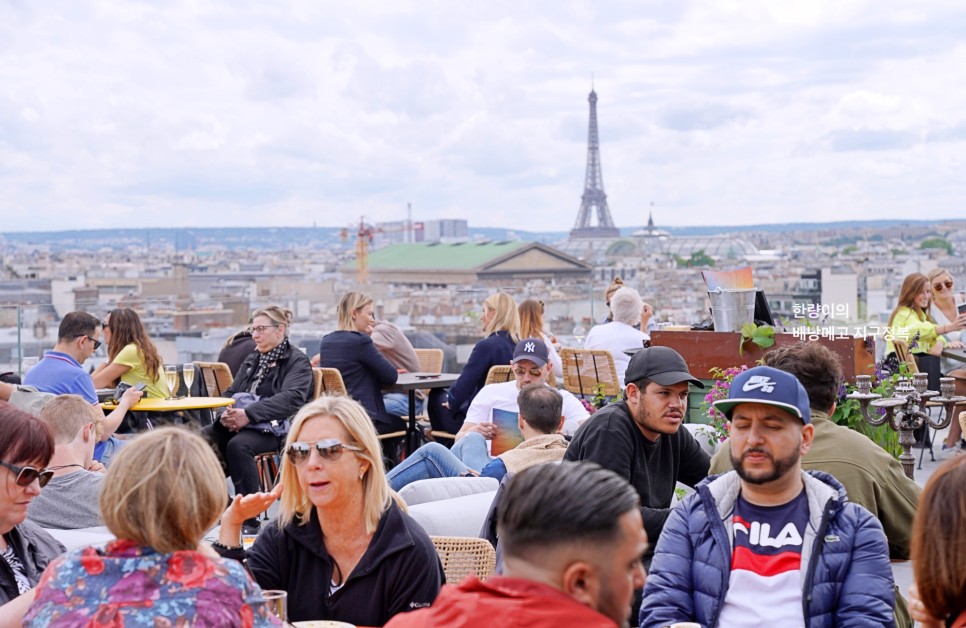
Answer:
[
  {"left": 450, "top": 432, "right": 492, "bottom": 471},
  {"left": 387, "top": 443, "right": 470, "bottom": 491},
  {"left": 94, "top": 435, "right": 125, "bottom": 467},
  {"left": 383, "top": 393, "right": 425, "bottom": 418}
]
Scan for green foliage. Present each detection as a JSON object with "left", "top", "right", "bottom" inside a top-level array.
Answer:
[
  {"left": 673, "top": 250, "right": 715, "bottom": 268},
  {"left": 738, "top": 322, "right": 775, "bottom": 356},
  {"left": 830, "top": 364, "right": 908, "bottom": 459},
  {"left": 920, "top": 237, "right": 953, "bottom": 255}
]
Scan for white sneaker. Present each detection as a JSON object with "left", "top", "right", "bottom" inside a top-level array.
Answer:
[{"left": 939, "top": 444, "right": 965, "bottom": 459}]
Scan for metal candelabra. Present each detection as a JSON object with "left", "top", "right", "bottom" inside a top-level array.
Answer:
[{"left": 847, "top": 374, "right": 965, "bottom": 480}]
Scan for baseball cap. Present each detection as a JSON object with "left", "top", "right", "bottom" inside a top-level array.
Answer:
[
  {"left": 712, "top": 365, "right": 811, "bottom": 424},
  {"left": 512, "top": 338, "right": 549, "bottom": 368},
  {"left": 624, "top": 346, "right": 704, "bottom": 389}
]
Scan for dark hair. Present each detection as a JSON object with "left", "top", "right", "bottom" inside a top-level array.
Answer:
[
  {"left": 626, "top": 376, "right": 654, "bottom": 394},
  {"left": 912, "top": 455, "right": 966, "bottom": 620},
  {"left": 517, "top": 384, "right": 562, "bottom": 434},
  {"left": 105, "top": 308, "right": 163, "bottom": 380},
  {"left": 498, "top": 461, "right": 639, "bottom": 561},
  {"left": 763, "top": 343, "right": 842, "bottom": 412},
  {"left": 57, "top": 311, "right": 100, "bottom": 343},
  {"left": 0, "top": 401, "right": 55, "bottom": 466}
]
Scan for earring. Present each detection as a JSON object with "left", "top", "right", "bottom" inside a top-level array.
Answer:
[{"left": 359, "top": 472, "right": 364, "bottom": 480}]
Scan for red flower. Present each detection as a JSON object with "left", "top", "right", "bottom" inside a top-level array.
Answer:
[
  {"left": 166, "top": 551, "right": 216, "bottom": 589},
  {"left": 80, "top": 548, "right": 105, "bottom": 576}
]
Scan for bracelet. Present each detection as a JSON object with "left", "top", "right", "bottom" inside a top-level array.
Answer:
[{"left": 211, "top": 540, "right": 243, "bottom": 551}]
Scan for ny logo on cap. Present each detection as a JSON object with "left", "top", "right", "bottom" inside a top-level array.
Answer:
[
  {"left": 742, "top": 375, "right": 775, "bottom": 393},
  {"left": 524, "top": 341, "right": 535, "bottom": 353}
]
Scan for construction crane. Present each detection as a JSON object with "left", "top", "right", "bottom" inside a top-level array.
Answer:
[{"left": 341, "top": 217, "right": 376, "bottom": 284}]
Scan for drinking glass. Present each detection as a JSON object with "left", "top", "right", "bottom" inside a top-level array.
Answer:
[
  {"left": 181, "top": 363, "right": 195, "bottom": 395},
  {"left": 21, "top": 356, "right": 39, "bottom": 375},
  {"left": 261, "top": 590, "right": 288, "bottom": 622},
  {"left": 164, "top": 365, "right": 179, "bottom": 400},
  {"left": 572, "top": 325, "right": 586, "bottom": 346}
]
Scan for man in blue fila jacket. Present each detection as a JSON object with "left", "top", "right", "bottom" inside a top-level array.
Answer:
[{"left": 639, "top": 365, "right": 894, "bottom": 627}]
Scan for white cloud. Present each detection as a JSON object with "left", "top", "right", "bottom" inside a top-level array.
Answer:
[{"left": 2, "top": 0, "right": 966, "bottom": 233}]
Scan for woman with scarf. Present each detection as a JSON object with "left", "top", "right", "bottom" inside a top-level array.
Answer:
[{"left": 203, "top": 306, "right": 313, "bottom": 536}]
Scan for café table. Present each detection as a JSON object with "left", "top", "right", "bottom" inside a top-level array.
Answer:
[
  {"left": 385, "top": 372, "right": 460, "bottom": 454},
  {"left": 942, "top": 347, "right": 966, "bottom": 365},
  {"left": 101, "top": 396, "right": 235, "bottom": 412}
]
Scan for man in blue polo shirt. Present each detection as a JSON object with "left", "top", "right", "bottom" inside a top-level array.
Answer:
[{"left": 25, "top": 311, "right": 141, "bottom": 464}]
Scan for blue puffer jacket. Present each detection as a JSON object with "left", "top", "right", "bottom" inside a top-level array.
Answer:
[{"left": 639, "top": 470, "right": 895, "bottom": 628}]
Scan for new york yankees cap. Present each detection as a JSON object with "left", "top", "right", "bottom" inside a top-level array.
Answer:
[
  {"left": 712, "top": 365, "right": 811, "bottom": 424},
  {"left": 512, "top": 338, "right": 549, "bottom": 367}
]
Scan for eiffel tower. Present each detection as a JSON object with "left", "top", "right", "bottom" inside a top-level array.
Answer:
[{"left": 570, "top": 89, "right": 620, "bottom": 239}]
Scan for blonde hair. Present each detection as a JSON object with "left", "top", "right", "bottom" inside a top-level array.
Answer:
[
  {"left": 252, "top": 306, "right": 293, "bottom": 334},
  {"left": 605, "top": 277, "right": 624, "bottom": 304},
  {"left": 100, "top": 428, "right": 226, "bottom": 553},
  {"left": 337, "top": 292, "right": 374, "bottom": 332},
  {"left": 518, "top": 299, "right": 546, "bottom": 341},
  {"left": 278, "top": 396, "right": 400, "bottom": 534},
  {"left": 38, "top": 394, "right": 99, "bottom": 445},
  {"left": 483, "top": 293, "right": 520, "bottom": 341}
]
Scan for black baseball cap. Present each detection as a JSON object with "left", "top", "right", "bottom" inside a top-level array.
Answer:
[{"left": 624, "top": 346, "right": 704, "bottom": 389}]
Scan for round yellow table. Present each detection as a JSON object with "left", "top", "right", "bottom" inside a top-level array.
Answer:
[{"left": 101, "top": 396, "right": 235, "bottom": 412}]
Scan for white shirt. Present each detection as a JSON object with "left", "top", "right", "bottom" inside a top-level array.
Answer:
[
  {"left": 584, "top": 321, "right": 650, "bottom": 387},
  {"left": 463, "top": 380, "right": 590, "bottom": 452}
]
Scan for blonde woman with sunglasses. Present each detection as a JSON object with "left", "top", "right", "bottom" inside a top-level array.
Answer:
[
  {"left": 213, "top": 396, "right": 442, "bottom": 626},
  {"left": 927, "top": 268, "right": 966, "bottom": 456}
]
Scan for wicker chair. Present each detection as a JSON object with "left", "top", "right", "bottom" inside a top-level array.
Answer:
[
  {"left": 313, "top": 367, "right": 349, "bottom": 398},
  {"left": 193, "top": 361, "right": 234, "bottom": 396},
  {"left": 484, "top": 365, "right": 513, "bottom": 386},
  {"left": 559, "top": 348, "right": 621, "bottom": 400},
  {"left": 414, "top": 348, "right": 444, "bottom": 374},
  {"left": 430, "top": 535, "right": 496, "bottom": 583}
]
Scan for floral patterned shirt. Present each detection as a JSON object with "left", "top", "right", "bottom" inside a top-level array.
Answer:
[{"left": 23, "top": 539, "right": 282, "bottom": 627}]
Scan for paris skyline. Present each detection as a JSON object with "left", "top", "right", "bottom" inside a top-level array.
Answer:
[{"left": 2, "top": 1, "right": 965, "bottom": 234}]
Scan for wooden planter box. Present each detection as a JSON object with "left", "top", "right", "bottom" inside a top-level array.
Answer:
[{"left": 650, "top": 330, "right": 876, "bottom": 381}]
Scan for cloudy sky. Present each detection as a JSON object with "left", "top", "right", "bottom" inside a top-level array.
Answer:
[{"left": 2, "top": 1, "right": 965, "bottom": 234}]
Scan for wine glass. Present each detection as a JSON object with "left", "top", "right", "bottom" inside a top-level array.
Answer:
[
  {"left": 572, "top": 325, "right": 586, "bottom": 346},
  {"left": 181, "top": 363, "right": 195, "bottom": 396},
  {"left": 164, "top": 365, "right": 179, "bottom": 400}
]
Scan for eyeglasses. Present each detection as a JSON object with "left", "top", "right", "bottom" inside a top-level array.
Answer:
[
  {"left": 286, "top": 439, "right": 363, "bottom": 465},
  {"left": 0, "top": 461, "right": 54, "bottom": 488},
  {"left": 933, "top": 280, "right": 954, "bottom": 292},
  {"left": 512, "top": 366, "right": 544, "bottom": 378},
  {"left": 101, "top": 320, "right": 110, "bottom": 329},
  {"left": 250, "top": 324, "right": 281, "bottom": 335},
  {"left": 75, "top": 334, "right": 101, "bottom": 351}
]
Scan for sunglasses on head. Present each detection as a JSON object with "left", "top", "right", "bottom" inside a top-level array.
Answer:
[
  {"left": 933, "top": 280, "right": 954, "bottom": 291},
  {"left": 286, "top": 439, "right": 363, "bottom": 465},
  {"left": 0, "top": 460, "right": 53, "bottom": 488}
]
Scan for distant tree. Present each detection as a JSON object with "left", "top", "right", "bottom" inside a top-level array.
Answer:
[
  {"left": 920, "top": 237, "right": 953, "bottom": 255},
  {"left": 842, "top": 245, "right": 858, "bottom": 255},
  {"left": 689, "top": 250, "right": 715, "bottom": 268}
]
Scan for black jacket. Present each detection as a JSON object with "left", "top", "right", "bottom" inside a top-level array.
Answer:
[
  {"left": 241, "top": 502, "right": 443, "bottom": 625},
  {"left": 318, "top": 331, "right": 401, "bottom": 431},
  {"left": 564, "top": 401, "right": 710, "bottom": 552},
  {"left": 227, "top": 343, "right": 313, "bottom": 436},
  {"left": 0, "top": 521, "right": 65, "bottom": 604}
]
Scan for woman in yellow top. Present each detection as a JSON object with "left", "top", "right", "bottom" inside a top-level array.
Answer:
[
  {"left": 886, "top": 273, "right": 955, "bottom": 357},
  {"left": 92, "top": 308, "right": 168, "bottom": 400}
]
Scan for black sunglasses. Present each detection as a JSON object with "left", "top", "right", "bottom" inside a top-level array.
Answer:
[
  {"left": 286, "top": 439, "right": 363, "bottom": 466},
  {"left": 75, "top": 334, "right": 102, "bottom": 351},
  {"left": 0, "top": 460, "right": 54, "bottom": 488}
]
